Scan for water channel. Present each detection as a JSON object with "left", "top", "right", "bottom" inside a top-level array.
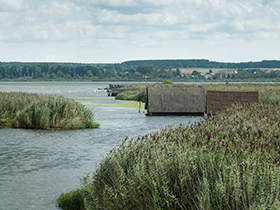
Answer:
[{"left": 0, "top": 81, "right": 204, "bottom": 210}]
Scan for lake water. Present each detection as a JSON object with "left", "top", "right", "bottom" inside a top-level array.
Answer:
[{"left": 0, "top": 81, "right": 203, "bottom": 210}]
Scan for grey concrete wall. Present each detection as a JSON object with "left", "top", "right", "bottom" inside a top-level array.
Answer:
[
  {"left": 207, "top": 91, "right": 259, "bottom": 115},
  {"left": 146, "top": 86, "right": 205, "bottom": 115}
]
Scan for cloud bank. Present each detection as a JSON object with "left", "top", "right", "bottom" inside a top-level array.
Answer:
[{"left": 0, "top": 0, "right": 279, "bottom": 63}]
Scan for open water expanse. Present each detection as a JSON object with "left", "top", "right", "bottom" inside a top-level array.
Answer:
[{"left": 0, "top": 81, "right": 204, "bottom": 210}]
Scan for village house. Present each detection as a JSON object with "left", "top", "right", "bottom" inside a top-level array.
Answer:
[
  {"left": 224, "top": 70, "right": 235, "bottom": 77},
  {"left": 181, "top": 73, "right": 192, "bottom": 78}
]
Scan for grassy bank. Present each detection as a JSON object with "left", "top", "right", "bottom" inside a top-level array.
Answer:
[
  {"left": 115, "top": 83, "right": 280, "bottom": 104},
  {"left": 57, "top": 99, "right": 280, "bottom": 209},
  {"left": 0, "top": 92, "right": 99, "bottom": 129},
  {"left": 115, "top": 88, "right": 146, "bottom": 102},
  {"left": 115, "top": 80, "right": 173, "bottom": 102},
  {"left": 204, "top": 83, "right": 280, "bottom": 104}
]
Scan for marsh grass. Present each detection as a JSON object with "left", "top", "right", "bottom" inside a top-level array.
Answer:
[
  {"left": 58, "top": 102, "right": 280, "bottom": 209},
  {"left": 57, "top": 83, "right": 280, "bottom": 209},
  {"left": 204, "top": 83, "right": 280, "bottom": 104},
  {"left": 57, "top": 188, "right": 89, "bottom": 210},
  {"left": 69, "top": 97, "right": 115, "bottom": 100},
  {"left": 115, "top": 83, "right": 280, "bottom": 105},
  {"left": 0, "top": 92, "right": 99, "bottom": 129},
  {"left": 115, "top": 88, "right": 146, "bottom": 102}
]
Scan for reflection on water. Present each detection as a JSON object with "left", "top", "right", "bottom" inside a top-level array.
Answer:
[{"left": 0, "top": 82, "right": 203, "bottom": 210}]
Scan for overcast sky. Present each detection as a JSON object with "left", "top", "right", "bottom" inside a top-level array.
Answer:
[{"left": 0, "top": 0, "right": 279, "bottom": 63}]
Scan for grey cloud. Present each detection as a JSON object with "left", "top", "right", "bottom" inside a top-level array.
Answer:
[
  {"left": 0, "top": 0, "right": 23, "bottom": 12},
  {"left": 1, "top": 0, "right": 280, "bottom": 54},
  {"left": 92, "top": 5, "right": 156, "bottom": 15}
]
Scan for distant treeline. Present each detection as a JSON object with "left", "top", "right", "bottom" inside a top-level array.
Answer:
[
  {"left": 1, "top": 59, "right": 280, "bottom": 80},
  {"left": 0, "top": 62, "right": 178, "bottom": 80},
  {"left": 121, "top": 59, "right": 280, "bottom": 69}
]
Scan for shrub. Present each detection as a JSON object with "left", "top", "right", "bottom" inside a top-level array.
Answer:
[
  {"left": 162, "top": 80, "right": 173, "bottom": 84},
  {"left": 57, "top": 188, "right": 88, "bottom": 210}
]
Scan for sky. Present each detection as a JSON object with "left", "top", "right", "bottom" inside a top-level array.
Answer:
[{"left": 0, "top": 0, "right": 280, "bottom": 63}]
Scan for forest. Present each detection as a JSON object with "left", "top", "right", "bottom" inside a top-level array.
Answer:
[
  {"left": 121, "top": 59, "right": 280, "bottom": 68},
  {"left": 0, "top": 59, "right": 280, "bottom": 81}
]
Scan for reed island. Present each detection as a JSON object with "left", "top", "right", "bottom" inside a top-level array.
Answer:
[{"left": 0, "top": 92, "right": 99, "bottom": 129}]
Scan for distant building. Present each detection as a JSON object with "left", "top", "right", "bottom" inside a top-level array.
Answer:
[{"left": 224, "top": 70, "right": 235, "bottom": 77}]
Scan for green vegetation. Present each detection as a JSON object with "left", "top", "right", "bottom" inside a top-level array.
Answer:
[
  {"left": 204, "top": 83, "right": 280, "bottom": 104},
  {"left": 115, "top": 80, "right": 174, "bottom": 102},
  {"left": 1, "top": 59, "right": 280, "bottom": 81},
  {"left": 162, "top": 79, "right": 174, "bottom": 84},
  {"left": 115, "top": 83, "right": 280, "bottom": 105},
  {"left": 57, "top": 188, "right": 89, "bottom": 210},
  {"left": 57, "top": 101, "right": 280, "bottom": 209},
  {"left": 121, "top": 59, "right": 280, "bottom": 69},
  {"left": 115, "top": 89, "right": 146, "bottom": 102},
  {"left": 0, "top": 92, "right": 99, "bottom": 129},
  {"left": 57, "top": 84, "right": 280, "bottom": 209}
]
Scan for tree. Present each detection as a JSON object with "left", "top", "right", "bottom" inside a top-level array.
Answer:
[
  {"left": 136, "top": 65, "right": 154, "bottom": 75},
  {"left": 192, "top": 70, "right": 200, "bottom": 76},
  {"left": 57, "top": 71, "right": 66, "bottom": 78},
  {"left": 50, "top": 73, "right": 56, "bottom": 79},
  {"left": 270, "top": 71, "right": 278, "bottom": 78},
  {"left": 104, "top": 69, "right": 115, "bottom": 77},
  {"left": 87, "top": 70, "right": 93, "bottom": 77},
  {"left": 175, "top": 68, "right": 181, "bottom": 76}
]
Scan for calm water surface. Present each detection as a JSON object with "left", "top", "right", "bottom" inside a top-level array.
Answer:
[{"left": 0, "top": 82, "right": 203, "bottom": 210}]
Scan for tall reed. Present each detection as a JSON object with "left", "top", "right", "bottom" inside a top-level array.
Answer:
[
  {"left": 115, "top": 88, "right": 146, "bottom": 102},
  {"left": 0, "top": 92, "right": 98, "bottom": 129},
  {"left": 204, "top": 83, "right": 280, "bottom": 104},
  {"left": 116, "top": 83, "right": 280, "bottom": 104},
  {"left": 58, "top": 102, "right": 280, "bottom": 209}
]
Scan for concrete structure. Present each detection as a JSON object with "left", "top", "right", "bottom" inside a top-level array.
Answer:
[
  {"left": 145, "top": 85, "right": 206, "bottom": 115},
  {"left": 207, "top": 91, "right": 259, "bottom": 115}
]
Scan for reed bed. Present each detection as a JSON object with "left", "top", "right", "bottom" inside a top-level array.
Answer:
[
  {"left": 0, "top": 92, "right": 99, "bottom": 129},
  {"left": 57, "top": 102, "right": 280, "bottom": 209},
  {"left": 115, "top": 88, "right": 146, "bottom": 102},
  {"left": 204, "top": 83, "right": 280, "bottom": 104},
  {"left": 116, "top": 83, "right": 280, "bottom": 104}
]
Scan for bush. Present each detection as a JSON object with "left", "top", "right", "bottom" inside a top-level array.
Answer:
[
  {"left": 162, "top": 80, "right": 173, "bottom": 84},
  {"left": 57, "top": 188, "right": 88, "bottom": 210},
  {"left": 162, "top": 80, "right": 173, "bottom": 85}
]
